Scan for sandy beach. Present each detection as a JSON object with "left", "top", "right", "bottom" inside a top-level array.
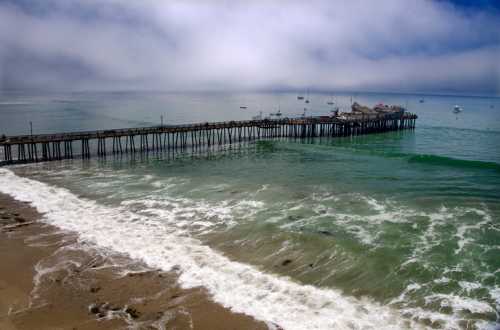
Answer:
[{"left": 0, "top": 192, "right": 269, "bottom": 330}]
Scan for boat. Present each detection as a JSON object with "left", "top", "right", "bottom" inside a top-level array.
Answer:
[
  {"left": 297, "top": 96, "right": 304, "bottom": 100},
  {"left": 268, "top": 109, "right": 282, "bottom": 119},
  {"left": 240, "top": 106, "right": 247, "bottom": 109},
  {"left": 453, "top": 105, "right": 462, "bottom": 113},
  {"left": 326, "top": 95, "right": 335, "bottom": 106},
  {"left": 419, "top": 99, "right": 425, "bottom": 103}
]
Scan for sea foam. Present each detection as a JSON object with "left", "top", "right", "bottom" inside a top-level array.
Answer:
[{"left": 0, "top": 168, "right": 420, "bottom": 330}]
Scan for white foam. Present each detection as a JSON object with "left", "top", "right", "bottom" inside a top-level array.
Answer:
[
  {"left": 123, "top": 195, "right": 265, "bottom": 234},
  {"left": 425, "top": 294, "right": 495, "bottom": 314},
  {"left": 434, "top": 277, "right": 451, "bottom": 284},
  {"left": 142, "top": 174, "right": 155, "bottom": 181},
  {"left": 362, "top": 196, "right": 387, "bottom": 213},
  {"left": 488, "top": 286, "right": 500, "bottom": 320},
  {"left": 406, "top": 283, "right": 422, "bottom": 292},
  {"left": 454, "top": 208, "right": 492, "bottom": 254},
  {"left": 401, "top": 206, "right": 455, "bottom": 269},
  {"left": 396, "top": 289, "right": 497, "bottom": 329},
  {"left": 458, "top": 281, "right": 482, "bottom": 294},
  {"left": 0, "top": 168, "right": 420, "bottom": 330}
]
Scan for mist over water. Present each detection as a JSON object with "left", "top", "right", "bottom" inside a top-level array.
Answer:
[{"left": 1, "top": 91, "right": 499, "bottom": 329}]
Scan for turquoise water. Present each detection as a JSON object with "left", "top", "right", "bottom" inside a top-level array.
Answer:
[{"left": 1, "top": 91, "right": 499, "bottom": 329}]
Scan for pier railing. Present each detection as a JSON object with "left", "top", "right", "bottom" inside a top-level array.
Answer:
[{"left": 0, "top": 113, "right": 417, "bottom": 165}]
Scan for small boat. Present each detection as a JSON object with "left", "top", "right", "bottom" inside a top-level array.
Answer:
[
  {"left": 269, "top": 109, "right": 282, "bottom": 118},
  {"left": 327, "top": 94, "right": 336, "bottom": 106},
  {"left": 297, "top": 96, "right": 304, "bottom": 100},
  {"left": 419, "top": 99, "right": 425, "bottom": 103},
  {"left": 239, "top": 106, "right": 248, "bottom": 109},
  {"left": 453, "top": 105, "right": 462, "bottom": 113}
]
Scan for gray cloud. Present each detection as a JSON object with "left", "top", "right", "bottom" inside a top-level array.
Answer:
[{"left": 0, "top": 0, "right": 499, "bottom": 94}]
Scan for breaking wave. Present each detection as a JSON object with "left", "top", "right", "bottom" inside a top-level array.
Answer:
[
  {"left": 406, "top": 154, "right": 500, "bottom": 171},
  {"left": 0, "top": 168, "right": 421, "bottom": 330}
]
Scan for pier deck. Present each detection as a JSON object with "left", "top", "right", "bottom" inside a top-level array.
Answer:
[{"left": 0, "top": 112, "right": 417, "bottom": 165}]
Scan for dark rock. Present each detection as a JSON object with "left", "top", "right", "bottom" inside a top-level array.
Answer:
[
  {"left": 125, "top": 307, "right": 140, "bottom": 319},
  {"left": 318, "top": 230, "right": 333, "bottom": 236},
  {"left": 88, "top": 260, "right": 103, "bottom": 269},
  {"left": 14, "top": 217, "right": 26, "bottom": 223},
  {"left": 309, "top": 263, "right": 314, "bottom": 268},
  {"left": 89, "top": 305, "right": 100, "bottom": 314},
  {"left": 281, "top": 259, "right": 292, "bottom": 266},
  {"left": 90, "top": 286, "right": 101, "bottom": 293}
]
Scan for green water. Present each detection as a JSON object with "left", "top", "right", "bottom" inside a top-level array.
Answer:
[{"left": 3, "top": 91, "right": 500, "bottom": 328}]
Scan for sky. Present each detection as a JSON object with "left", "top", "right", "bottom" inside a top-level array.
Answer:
[{"left": 0, "top": 0, "right": 499, "bottom": 95}]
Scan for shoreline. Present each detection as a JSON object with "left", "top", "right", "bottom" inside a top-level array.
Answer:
[{"left": 0, "top": 192, "right": 269, "bottom": 330}]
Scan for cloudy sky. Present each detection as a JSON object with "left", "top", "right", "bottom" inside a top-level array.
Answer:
[{"left": 0, "top": 0, "right": 499, "bottom": 95}]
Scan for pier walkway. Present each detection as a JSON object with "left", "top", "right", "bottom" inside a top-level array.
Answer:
[{"left": 0, "top": 112, "right": 417, "bottom": 165}]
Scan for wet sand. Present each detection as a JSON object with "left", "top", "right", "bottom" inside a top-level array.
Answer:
[{"left": 0, "top": 193, "right": 270, "bottom": 330}]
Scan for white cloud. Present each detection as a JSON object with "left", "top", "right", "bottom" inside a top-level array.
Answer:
[{"left": 0, "top": 0, "right": 499, "bottom": 94}]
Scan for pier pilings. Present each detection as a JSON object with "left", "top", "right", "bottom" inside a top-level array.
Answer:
[{"left": 0, "top": 113, "right": 417, "bottom": 165}]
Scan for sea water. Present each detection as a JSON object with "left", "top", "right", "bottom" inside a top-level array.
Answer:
[{"left": 0, "top": 91, "right": 499, "bottom": 329}]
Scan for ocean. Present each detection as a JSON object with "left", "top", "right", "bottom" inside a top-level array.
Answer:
[{"left": 0, "top": 91, "right": 499, "bottom": 329}]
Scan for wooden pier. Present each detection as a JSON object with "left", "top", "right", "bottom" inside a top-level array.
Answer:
[{"left": 0, "top": 112, "right": 417, "bottom": 165}]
